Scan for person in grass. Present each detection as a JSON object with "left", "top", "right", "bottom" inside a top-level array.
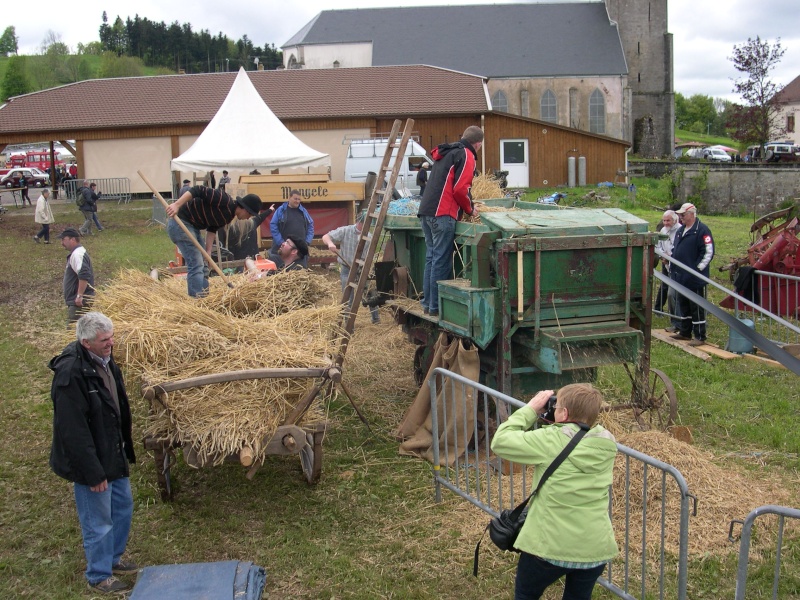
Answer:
[
  {"left": 49, "top": 312, "right": 138, "bottom": 595},
  {"left": 33, "top": 188, "right": 54, "bottom": 244}
]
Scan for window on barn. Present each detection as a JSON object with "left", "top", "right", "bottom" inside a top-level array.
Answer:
[
  {"left": 589, "top": 89, "right": 606, "bottom": 134},
  {"left": 540, "top": 90, "right": 557, "bottom": 123},
  {"left": 492, "top": 90, "right": 508, "bottom": 113},
  {"left": 788, "top": 115, "right": 796, "bottom": 133}
]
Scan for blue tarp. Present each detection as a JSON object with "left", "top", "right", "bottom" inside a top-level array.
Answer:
[{"left": 129, "top": 560, "right": 266, "bottom": 600}]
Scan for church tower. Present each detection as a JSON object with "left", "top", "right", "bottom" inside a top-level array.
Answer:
[{"left": 605, "top": 0, "right": 674, "bottom": 157}]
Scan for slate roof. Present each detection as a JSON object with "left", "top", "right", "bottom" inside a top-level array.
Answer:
[
  {"left": 283, "top": 2, "right": 627, "bottom": 78},
  {"left": 774, "top": 74, "right": 800, "bottom": 104},
  {"left": 0, "top": 65, "right": 489, "bottom": 135}
]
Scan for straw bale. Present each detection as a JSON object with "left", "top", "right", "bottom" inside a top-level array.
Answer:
[{"left": 87, "top": 267, "right": 343, "bottom": 466}]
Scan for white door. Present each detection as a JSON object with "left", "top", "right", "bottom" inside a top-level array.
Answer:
[{"left": 500, "top": 139, "right": 529, "bottom": 188}]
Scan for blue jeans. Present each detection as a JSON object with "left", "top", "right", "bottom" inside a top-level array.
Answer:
[
  {"left": 515, "top": 552, "right": 606, "bottom": 600},
  {"left": 74, "top": 478, "right": 133, "bottom": 585},
  {"left": 92, "top": 212, "right": 103, "bottom": 230},
  {"left": 420, "top": 215, "right": 456, "bottom": 314},
  {"left": 168, "top": 218, "right": 209, "bottom": 297},
  {"left": 340, "top": 265, "right": 380, "bottom": 323}
]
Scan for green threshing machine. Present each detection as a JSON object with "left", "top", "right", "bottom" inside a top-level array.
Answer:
[{"left": 379, "top": 200, "right": 677, "bottom": 429}]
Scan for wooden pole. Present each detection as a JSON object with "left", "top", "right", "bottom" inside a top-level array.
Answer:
[{"left": 137, "top": 170, "right": 233, "bottom": 287}]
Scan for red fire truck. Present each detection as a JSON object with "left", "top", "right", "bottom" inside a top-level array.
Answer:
[{"left": 7, "top": 150, "right": 68, "bottom": 172}]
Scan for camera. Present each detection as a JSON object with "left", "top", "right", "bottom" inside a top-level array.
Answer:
[{"left": 539, "top": 394, "right": 558, "bottom": 422}]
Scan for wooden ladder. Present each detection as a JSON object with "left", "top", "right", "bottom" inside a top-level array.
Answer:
[{"left": 334, "top": 118, "right": 415, "bottom": 367}]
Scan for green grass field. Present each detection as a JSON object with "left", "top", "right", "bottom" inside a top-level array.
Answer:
[{"left": 0, "top": 192, "right": 797, "bottom": 598}]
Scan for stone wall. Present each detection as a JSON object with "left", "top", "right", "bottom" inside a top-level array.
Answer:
[{"left": 672, "top": 166, "right": 800, "bottom": 215}]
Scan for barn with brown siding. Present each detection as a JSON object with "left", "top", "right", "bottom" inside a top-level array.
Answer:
[{"left": 0, "top": 65, "right": 629, "bottom": 195}]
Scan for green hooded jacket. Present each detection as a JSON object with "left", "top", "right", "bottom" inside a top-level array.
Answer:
[{"left": 490, "top": 406, "right": 618, "bottom": 562}]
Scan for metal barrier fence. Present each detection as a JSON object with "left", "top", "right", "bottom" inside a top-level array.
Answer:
[
  {"left": 730, "top": 505, "right": 800, "bottom": 600},
  {"left": 62, "top": 178, "right": 132, "bottom": 204},
  {"left": 428, "top": 368, "right": 694, "bottom": 600},
  {"left": 732, "top": 270, "right": 800, "bottom": 345},
  {"left": 152, "top": 194, "right": 168, "bottom": 226},
  {"left": 654, "top": 251, "right": 800, "bottom": 347}
]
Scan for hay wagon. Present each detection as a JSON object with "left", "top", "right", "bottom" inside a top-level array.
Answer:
[
  {"left": 140, "top": 367, "right": 337, "bottom": 501},
  {"left": 379, "top": 199, "right": 677, "bottom": 429}
]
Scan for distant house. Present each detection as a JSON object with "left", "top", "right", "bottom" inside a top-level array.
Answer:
[
  {"left": 282, "top": 1, "right": 674, "bottom": 157},
  {"left": 773, "top": 74, "right": 800, "bottom": 145}
]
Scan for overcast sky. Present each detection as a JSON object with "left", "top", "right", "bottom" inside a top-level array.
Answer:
[{"left": 13, "top": 0, "right": 800, "bottom": 103}]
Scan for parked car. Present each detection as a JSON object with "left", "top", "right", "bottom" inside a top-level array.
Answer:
[
  {"left": 0, "top": 167, "right": 50, "bottom": 188},
  {"left": 703, "top": 148, "right": 732, "bottom": 162},
  {"left": 764, "top": 142, "right": 800, "bottom": 163}
]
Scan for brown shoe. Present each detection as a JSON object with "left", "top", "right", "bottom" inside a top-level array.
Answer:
[
  {"left": 670, "top": 334, "right": 691, "bottom": 341},
  {"left": 88, "top": 576, "right": 130, "bottom": 594},
  {"left": 664, "top": 327, "right": 678, "bottom": 333},
  {"left": 688, "top": 339, "right": 706, "bottom": 347},
  {"left": 112, "top": 559, "right": 139, "bottom": 574}
]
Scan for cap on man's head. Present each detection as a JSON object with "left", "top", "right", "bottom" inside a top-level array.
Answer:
[
  {"left": 58, "top": 228, "right": 82, "bottom": 239},
  {"left": 287, "top": 235, "right": 308, "bottom": 258},
  {"left": 676, "top": 203, "right": 696, "bottom": 214},
  {"left": 182, "top": 179, "right": 190, "bottom": 184},
  {"left": 236, "top": 193, "right": 262, "bottom": 217}
]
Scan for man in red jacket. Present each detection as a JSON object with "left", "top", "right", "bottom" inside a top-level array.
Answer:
[{"left": 417, "top": 125, "right": 483, "bottom": 315}]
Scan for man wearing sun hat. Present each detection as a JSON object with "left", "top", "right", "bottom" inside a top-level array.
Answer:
[
  {"left": 165, "top": 185, "right": 262, "bottom": 297},
  {"left": 670, "top": 202, "right": 714, "bottom": 346}
]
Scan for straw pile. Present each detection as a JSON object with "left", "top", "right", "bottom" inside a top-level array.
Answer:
[
  {"left": 612, "top": 430, "right": 795, "bottom": 557},
  {"left": 91, "top": 269, "right": 343, "bottom": 466},
  {"left": 470, "top": 172, "right": 506, "bottom": 201}
]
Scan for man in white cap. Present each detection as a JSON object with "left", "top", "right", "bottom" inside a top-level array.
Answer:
[{"left": 670, "top": 203, "right": 714, "bottom": 346}]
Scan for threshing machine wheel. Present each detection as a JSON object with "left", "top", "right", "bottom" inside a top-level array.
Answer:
[{"left": 631, "top": 368, "right": 677, "bottom": 431}]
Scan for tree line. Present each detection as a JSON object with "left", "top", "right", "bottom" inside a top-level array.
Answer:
[{"left": 1, "top": 14, "right": 283, "bottom": 102}]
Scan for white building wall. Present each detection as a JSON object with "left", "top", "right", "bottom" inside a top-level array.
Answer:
[
  {"left": 284, "top": 43, "right": 372, "bottom": 69},
  {"left": 774, "top": 102, "right": 799, "bottom": 145},
  {"left": 83, "top": 138, "right": 175, "bottom": 195}
]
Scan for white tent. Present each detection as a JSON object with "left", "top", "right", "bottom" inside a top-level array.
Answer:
[{"left": 170, "top": 68, "right": 330, "bottom": 172}]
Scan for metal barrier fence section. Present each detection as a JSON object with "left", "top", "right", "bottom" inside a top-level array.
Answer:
[
  {"left": 730, "top": 505, "right": 800, "bottom": 600},
  {"left": 734, "top": 270, "right": 800, "bottom": 345},
  {"left": 428, "top": 368, "right": 693, "bottom": 600},
  {"left": 654, "top": 251, "right": 800, "bottom": 348},
  {"left": 152, "top": 195, "right": 168, "bottom": 226},
  {"left": 62, "top": 178, "right": 132, "bottom": 204}
]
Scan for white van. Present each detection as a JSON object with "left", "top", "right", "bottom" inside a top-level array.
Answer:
[{"left": 344, "top": 138, "right": 431, "bottom": 197}]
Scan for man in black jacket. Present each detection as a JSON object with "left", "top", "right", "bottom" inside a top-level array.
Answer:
[{"left": 49, "top": 312, "right": 138, "bottom": 594}]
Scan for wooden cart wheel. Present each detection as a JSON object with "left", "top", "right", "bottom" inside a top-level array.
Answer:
[
  {"left": 300, "top": 429, "right": 325, "bottom": 485},
  {"left": 632, "top": 368, "right": 677, "bottom": 431},
  {"left": 153, "top": 446, "right": 174, "bottom": 502}
]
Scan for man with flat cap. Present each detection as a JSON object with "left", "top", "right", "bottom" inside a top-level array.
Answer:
[
  {"left": 60, "top": 228, "right": 94, "bottom": 325},
  {"left": 166, "top": 185, "right": 263, "bottom": 297},
  {"left": 670, "top": 202, "right": 714, "bottom": 346},
  {"left": 273, "top": 234, "right": 308, "bottom": 272},
  {"left": 178, "top": 179, "right": 192, "bottom": 197}
]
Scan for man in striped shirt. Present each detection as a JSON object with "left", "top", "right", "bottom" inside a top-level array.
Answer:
[{"left": 166, "top": 186, "right": 263, "bottom": 297}]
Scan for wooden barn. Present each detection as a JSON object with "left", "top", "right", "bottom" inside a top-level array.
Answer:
[{"left": 0, "top": 65, "right": 630, "bottom": 195}]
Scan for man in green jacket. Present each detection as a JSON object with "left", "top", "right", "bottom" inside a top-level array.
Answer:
[{"left": 491, "top": 383, "right": 618, "bottom": 600}]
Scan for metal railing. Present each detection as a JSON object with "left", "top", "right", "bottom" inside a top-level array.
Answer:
[
  {"left": 62, "top": 178, "right": 132, "bottom": 204},
  {"left": 152, "top": 194, "right": 169, "bottom": 226},
  {"left": 729, "top": 505, "right": 800, "bottom": 600},
  {"left": 428, "top": 368, "right": 694, "bottom": 599},
  {"left": 654, "top": 251, "right": 800, "bottom": 347}
]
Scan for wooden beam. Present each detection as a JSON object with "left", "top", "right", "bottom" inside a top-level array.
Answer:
[{"left": 652, "top": 331, "right": 712, "bottom": 361}]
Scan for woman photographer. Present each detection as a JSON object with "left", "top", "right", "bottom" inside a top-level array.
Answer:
[{"left": 490, "top": 384, "right": 618, "bottom": 600}]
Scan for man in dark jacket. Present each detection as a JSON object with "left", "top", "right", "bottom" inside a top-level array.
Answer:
[
  {"left": 49, "top": 312, "right": 138, "bottom": 594},
  {"left": 78, "top": 181, "right": 103, "bottom": 235},
  {"left": 670, "top": 203, "right": 714, "bottom": 346},
  {"left": 166, "top": 185, "right": 263, "bottom": 296},
  {"left": 417, "top": 126, "right": 483, "bottom": 315}
]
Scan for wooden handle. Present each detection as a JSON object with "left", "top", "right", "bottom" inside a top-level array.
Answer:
[
  {"left": 137, "top": 170, "right": 233, "bottom": 288},
  {"left": 239, "top": 446, "right": 254, "bottom": 467}
]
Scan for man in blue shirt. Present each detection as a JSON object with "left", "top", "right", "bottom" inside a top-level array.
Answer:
[{"left": 269, "top": 189, "right": 314, "bottom": 268}]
